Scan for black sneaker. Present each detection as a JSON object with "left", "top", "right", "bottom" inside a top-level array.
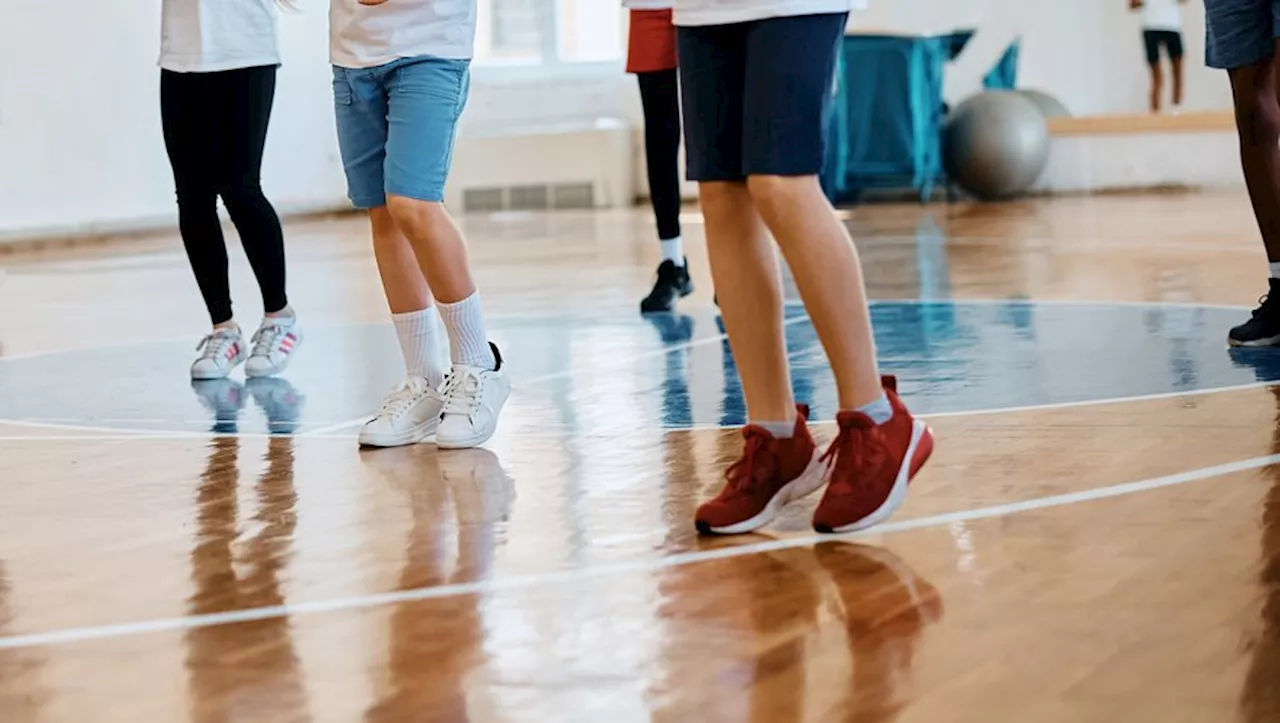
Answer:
[
  {"left": 1229, "top": 279, "right": 1280, "bottom": 347},
  {"left": 640, "top": 259, "right": 694, "bottom": 313}
]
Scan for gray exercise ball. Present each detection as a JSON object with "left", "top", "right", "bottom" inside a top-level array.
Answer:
[
  {"left": 944, "top": 91, "right": 1051, "bottom": 200},
  {"left": 1015, "top": 88, "right": 1071, "bottom": 118}
]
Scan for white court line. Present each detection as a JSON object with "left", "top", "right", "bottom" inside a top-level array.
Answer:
[
  {"left": 0, "top": 451, "right": 1275, "bottom": 651},
  {"left": 299, "top": 310, "right": 814, "bottom": 437}
]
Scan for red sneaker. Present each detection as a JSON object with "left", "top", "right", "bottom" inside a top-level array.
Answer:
[
  {"left": 812, "top": 376, "right": 933, "bottom": 534},
  {"left": 695, "top": 405, "right": 825, "bottom": 535}
]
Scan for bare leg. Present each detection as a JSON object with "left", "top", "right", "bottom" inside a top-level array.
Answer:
[
  {"left": 1230, "top": 53, "right": 1280, "bottom": 262},
  {"left": 1150, "top": 62, "right": 1163, "bottom": 113},
  {"left": 746, "top": 174, "right": 882, "bottom": 410},
  {"left": 699, "top": 180, "right": 795, "bottom": 422},
  {"left": 370, "top": 205, "right": 434, "bottom": 313},
  {"left": 384, "top": 195, "right": 477, "bottom": 304},
  {"left": 1171, "top": 56, "right": 1184, "bottom": 107}
]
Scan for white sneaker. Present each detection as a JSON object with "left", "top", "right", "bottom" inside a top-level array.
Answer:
[
  {"left": 191, "top": 327, "right": 247, "bottom": 380},
  {"left": 437, "top": 343, "right": 510, "bottom": 450},
  {"left": 245, "top": 317, "right": 302, "bottom": 378},
  {"left": 358, "top": 376, "right": 446, "bottom": 448}
]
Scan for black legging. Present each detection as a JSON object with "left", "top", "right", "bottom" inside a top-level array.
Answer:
[
  {"left": 637, "top": 68, "right": 682, "bottom": 242},
  {"left": 161, "top": 65, "right": 287, "bottom": 326}
]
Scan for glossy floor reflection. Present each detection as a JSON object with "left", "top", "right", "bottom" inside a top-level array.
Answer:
[
  {"left": 3, "top": 192, "right": 1280, "bottom": 721},
  {"left": 3, "top": 301, "right": 1278, "bottom": 435}
]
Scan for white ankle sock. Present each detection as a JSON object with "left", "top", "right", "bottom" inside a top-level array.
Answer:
[
  {"left": 660, "top": 236, "right": 685, "bottom": 267},
  {"left": 755, "top": 421, "right": 794, "bottom": 438},
  {"left": 437, "top": 292, "right": 497, "bottom": 369},
  {"left": 1269, "top": 261, "right": 1280, "bottom": 279},
  {"left": 392, "top": 308, "right": 448, "bottom": 387}
]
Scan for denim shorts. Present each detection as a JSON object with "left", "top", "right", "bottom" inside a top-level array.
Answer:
[
  {"left": 332, "top": 55, "right": 470, "bottom": 208},
  {"left": 677, "top": 12, "right": 846, "bottom": 181},
  {"left": 1205, "top": 0, "right": 1280, "bottom": 70}
]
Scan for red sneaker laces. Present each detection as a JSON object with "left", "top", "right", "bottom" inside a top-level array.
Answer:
[
  {"left": 820, "top": 420, "right": 886, "bottom": 491},
  {"left": 725, "top": 428, "right": 777, "bottom": 493}
]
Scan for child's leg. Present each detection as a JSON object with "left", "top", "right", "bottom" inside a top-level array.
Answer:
[
  {"left": 1143, "top": 31, "right": 1163, "bottom": 112},
  {"left": 681, "top": 21, "right": 823, "bottom": 537},
  {"left": 1200, "top": 1, "right": 1280, "bottom": 339},
  {"left": 638, "top": 68, "right": 684, "bottom": 249},
  {"left": 741, "top": 13, "right": 931, "bottom": 536},
  {"left": 383, "top": 58, "right": 494, "bottom": 371},
  {"left": 678, "top": 23, "right": 794, "bottom": 425},
  {"left": 383, "top": 56, "right": 508, "bottom": 449},
  {"left": 161, "top": 70, "right": 234, "bottom": 330},
  {"left": 701, "top": 180, "right": 795, "bottom": 422},
  {"left": 333, "top": 64, "right": 450, "bottom": 448},
  {"left": 371, "top": 207, "right": 448, "bottom": 387},
  {"left": 637, "top": 66, "right": 695, "bottom": 313},
  {"left": 1168, "top": 32, "right": 1185, "bottom": 107},
  {"left": 740, "top": 14, "right": 883, "bottom": 412}
]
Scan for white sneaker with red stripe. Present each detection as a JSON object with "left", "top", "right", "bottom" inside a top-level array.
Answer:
[
  {"left": 246, "top": 318, "right": 302, "bottom": 378},
  {"left": 191, "top": 327, "right": 247, "bottom": 380}
]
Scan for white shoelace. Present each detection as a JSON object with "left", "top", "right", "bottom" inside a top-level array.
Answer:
[
  {"left": 250, "top": 323, "right": 288, "bottom": 358},
  {"left": 442, "top": 367, "right": 484, "bottom": 416},
  {"left": 378, "top": 377, "right": 433, "bottom": 419},
  {"left": 196, "top": 330, "right": 240, "bottom": 362}
]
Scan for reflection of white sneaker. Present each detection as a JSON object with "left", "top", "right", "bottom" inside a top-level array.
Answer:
[
  {"left": 438, "top": 448, "right": 517, "bottom": 525},
  {"left": 191, "top": 328, "right": 247, "bottom": 380},
  {"left": 190, "top": 378, "right": 246, "bottom": 434},
  {"left": 245, "top": 318, "right": 302, "bottom": 378},
  {"left": 437, "top": 343, "right": 510, "bottom": 450},
  {"left": 358, "top": 376, "right": 445, "bottom": 448}
]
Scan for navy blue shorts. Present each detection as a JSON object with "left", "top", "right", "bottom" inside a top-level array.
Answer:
[
  {"left": 676, "top": 12, "right": 847, "bottom": 182},
  {"left": 1204, "top": 0, "right": 1280, "bottom": 70}
]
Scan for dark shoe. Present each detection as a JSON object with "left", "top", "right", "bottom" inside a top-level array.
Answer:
[
  {"left": 640, "top": 259, "right": 694, "bottom": 313},
  {"left": 1229, "top": 279, "right": 1280, "bottom": 347}
]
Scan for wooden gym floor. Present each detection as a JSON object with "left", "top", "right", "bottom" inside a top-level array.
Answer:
[{"left": 1, "top": 191, "right": 1279, "bottom": 722}]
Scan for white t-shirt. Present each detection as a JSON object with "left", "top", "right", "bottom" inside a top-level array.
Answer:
[
  {"left": 673, "top": 0, "right": 863, "bottom": 27},
  {"left": 329, "top": 0, "right": 477, "bottom": 68},
  {"left": 159, "top": 0, "right": 281, "bottom": 72},
  {"left": 624, "top": 1, "right": 675, "bottom": 9},
  {"left": 1141, "top": 0, "right": 1182, "bottom": 32}
]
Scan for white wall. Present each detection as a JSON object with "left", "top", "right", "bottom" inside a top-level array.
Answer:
[
  {"left": 852, "top": 0, "right": 1232, "bottom": 116},
  {"left": 0, "top": 2, "right": 633, "bottom": 241},
  {"left": 0, "top": 2, "right": 347, "bottom": 240}
]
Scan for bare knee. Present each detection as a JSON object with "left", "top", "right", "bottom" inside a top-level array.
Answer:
[
  {"left": 698, "top": 180, "right": 749, "bottom": 220},
  {"left": 384, "top": 194, "right": 443, "bottom": 229},
  {"left": 745, "top": 174, "right": 817, "bottom": 215},
  {"left": 1237, "top": 100, "right": 1280, "bottom": 147}
]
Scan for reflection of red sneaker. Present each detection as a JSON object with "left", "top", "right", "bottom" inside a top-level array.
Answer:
[
  {"left": 695, "top": 405, "right": 825, "bottom": 535},
  {"left": 813, "top": 376, "right": 933, "bottom": 534}
]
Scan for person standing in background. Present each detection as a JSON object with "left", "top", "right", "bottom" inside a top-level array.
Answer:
[
  {"left": 160, "top": 0, "right": 303, "bottom": 381},
  {"left": 1130, "top": 0, "right": 1186, "bottom": 113},
  {"left": 626, "top": 1, "right": 695, "bottom": 314}
]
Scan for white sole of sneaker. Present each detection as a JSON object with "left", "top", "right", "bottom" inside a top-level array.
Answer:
[
  {"left": 191, "top": 361, "right": 243, "bottom": 381},
  {"left": 245, "top": 356, "right": 294, "bottom": 379},
  {"left": 825, "top": 419, "right": 931, "bottom": 534},
  {"left": 1229, "top": 335, "right": 1280, "bottom": 348},
  {"left": 701, "top": 452, "right": 827, "bottom": 535},
  {"left": 357, "top": 421, "right": 438, "bottom": 449}
]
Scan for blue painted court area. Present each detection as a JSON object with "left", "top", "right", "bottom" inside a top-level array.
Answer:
[{"left": 1, "top": 300, "right": 1277, "bottom": 435}]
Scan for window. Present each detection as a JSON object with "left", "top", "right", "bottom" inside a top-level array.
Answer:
[{"left": 474, "top": 0, "right": 624, "bottom": 68}]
